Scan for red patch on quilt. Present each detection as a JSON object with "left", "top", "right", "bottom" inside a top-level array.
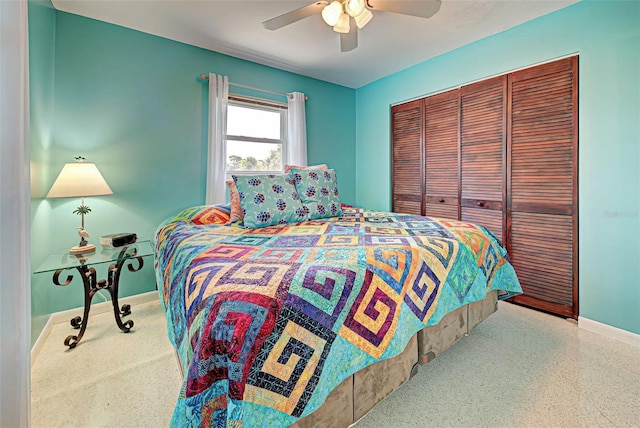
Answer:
[{"left": 192, "top": 207, "right": 231, "bottom": 225}]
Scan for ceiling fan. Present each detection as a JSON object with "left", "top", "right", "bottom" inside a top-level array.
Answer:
[{"left": 262, "top": 0, "right": 442, "bottom": 52}]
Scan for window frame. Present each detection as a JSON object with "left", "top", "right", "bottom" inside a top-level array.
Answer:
[{"left": 225, "top": 94, "right": 288, "bottom": 177}]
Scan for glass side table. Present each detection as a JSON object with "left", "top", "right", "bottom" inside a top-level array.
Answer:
[{"left": 34, "top": 240, "right": 154, "bottom": 349}]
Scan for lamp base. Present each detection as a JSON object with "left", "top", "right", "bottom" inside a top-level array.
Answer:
[{"left": 69, "top": 244, "right": 96, "bottom": 255}]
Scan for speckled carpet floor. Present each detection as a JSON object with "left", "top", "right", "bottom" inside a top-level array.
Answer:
[
  {"left": 31, "top": 299, "right": 181, "bottom": 428},
  {"left": 31, "top": 299, "right": 639, "bottom": 427}
]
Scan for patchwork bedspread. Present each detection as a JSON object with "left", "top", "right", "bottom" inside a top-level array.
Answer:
[{"left": 155, "top": 205, "right": 522, "bottom": 427}]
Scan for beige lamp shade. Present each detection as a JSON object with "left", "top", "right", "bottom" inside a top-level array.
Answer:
[
  {"left": 322, "top": 1, "right": 342, "bottom": 26},
  {"left": 346, "top": 0, "right": 365, "bottom": 16},
  {"left": 354, "top": 8, "right": 373, "bottom": 29},
  {"left": 47, "top": 161, "right": 113, "bottom": 198},
  {"left": 333, "top": 13, "right": 350, "bottom": 33}
]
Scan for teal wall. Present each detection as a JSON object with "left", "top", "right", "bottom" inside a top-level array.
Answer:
[
  {"left": 29, "top": 0, "right": 57, "bottom": 344},
  {"left": 29, "top": 10, "right": 356, "bottom": 343},
  {"left": 354, "top": 1, "right": 640, "bottom": 334},
  {"left": 30, "top": 0, "right": 638, "bottom": 342}
]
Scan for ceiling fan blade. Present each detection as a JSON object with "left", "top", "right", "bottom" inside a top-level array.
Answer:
[
  {"left": 262, "top": 1, "right": 329, "bottom": 30},
  {"left": 366, "top": 0, "right": 442, "bottom": 19},
  {"left": 340, "top": 24, "right": 358, "bottom": 52}
]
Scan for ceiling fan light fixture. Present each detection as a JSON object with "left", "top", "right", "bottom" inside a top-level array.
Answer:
[
  {"left": 333, "top": 12, "right": 350, "bottom": 33},
  {"left": 346, "top": 0, "right": 365, "bottom": 17},
  {"left": 322, "top": 1, "right": 343, "bottom": 26},
  {"left": 354, "top": 7, "right": 373, "bottom": 29}
]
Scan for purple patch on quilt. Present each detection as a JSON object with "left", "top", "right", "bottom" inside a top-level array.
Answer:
[
  {"left": 403, "top": 261, "right": 441, "bottom": 321},
  {"left": 285, "top": 265, "right": 356, "bottom": 330},
  {"left": 343, "top": 270, "right": 398, "bottom": 347}
]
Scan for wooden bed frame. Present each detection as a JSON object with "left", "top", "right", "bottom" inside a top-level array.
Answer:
[{"left": 292, "top": 291, "right": 499, "bottom": 427}]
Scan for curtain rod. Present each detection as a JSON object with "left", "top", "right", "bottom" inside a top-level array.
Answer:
[{"left": 198, "top": 74, "right": 308, "bottom": 101}]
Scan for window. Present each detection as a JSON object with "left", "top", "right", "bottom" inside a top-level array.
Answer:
[{"left": 226, "top": 96, "right": 287, "bottom": 175}]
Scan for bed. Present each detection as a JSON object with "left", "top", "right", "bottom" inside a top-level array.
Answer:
[{"left": 155, "top": 203, "right": 521, "bottom": 427}]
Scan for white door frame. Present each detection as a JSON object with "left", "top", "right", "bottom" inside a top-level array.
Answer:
[{"left": 0, "top": 0, "right": 32, "bottom": 426}]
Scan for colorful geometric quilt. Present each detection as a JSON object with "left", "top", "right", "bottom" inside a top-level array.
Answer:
[{"left": 155, "top": 205, "right": 522, "bottom": 427}]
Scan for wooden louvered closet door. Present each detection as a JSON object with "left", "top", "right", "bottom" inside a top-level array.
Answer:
[
  {"left": 507, "top": 57, "right": 578, "bottom": 318},
  {"left": 424, "top": 90, "right": 459, "bottom": 219},
  {"left": 391, "top": 100, "right": 423, "bottom": 215},
  {"left": 460, "top": 76, "right": 507, "bottom": 241},
  {"left": 389, "top": 56, "right": 578, "bottom": 319}
]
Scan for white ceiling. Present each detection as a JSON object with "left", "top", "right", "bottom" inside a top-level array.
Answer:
[{"left": 51, "top": 0, "right": 579, "bottom": 88}]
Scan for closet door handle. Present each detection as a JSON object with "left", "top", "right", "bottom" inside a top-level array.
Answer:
[
  {"left": 476, "top": 201, "right": 485, "bottom": 207},
  {"left": 438, "top": 199, "right": 445, "bottom": 203}
]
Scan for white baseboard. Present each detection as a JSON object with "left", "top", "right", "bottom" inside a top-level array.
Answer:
[
  {"left": 31, "top": 291, "right": 159, "bottom": 366},
  {"left": 579, "top": 316, "right": 640, "bottom": 348},
  {"left": 31, "top": 315, "right": 54, "bottom": 366}
]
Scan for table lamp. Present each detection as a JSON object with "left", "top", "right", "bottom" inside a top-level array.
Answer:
[{"left": 47, "top": 156, "right": 113, "bottom": 254}]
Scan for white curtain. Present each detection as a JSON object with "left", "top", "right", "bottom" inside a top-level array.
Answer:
[
  {"left": 0, "top": 0, "right": 31, "bottom": 426},
  {"left": 287, "top": 92, "right": 307, "bottom": 166},
  {"left": 205, "top": 73, "right": 229, "bottom": 205}
]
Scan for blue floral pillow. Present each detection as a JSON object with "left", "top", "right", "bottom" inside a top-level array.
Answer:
[
  {"left": 232, "top": 174, "right": 308, "bottom": 228},
  {"left": 290, "top": 168, "right": 342, "bottom": 220}
]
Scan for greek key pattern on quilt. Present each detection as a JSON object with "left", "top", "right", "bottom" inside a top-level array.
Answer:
[{"left": 155, "top": 206, "right": 521, "bottom": 427}]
